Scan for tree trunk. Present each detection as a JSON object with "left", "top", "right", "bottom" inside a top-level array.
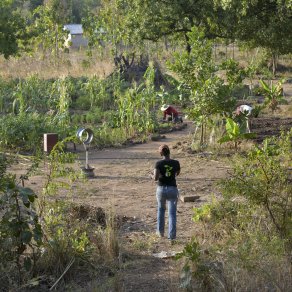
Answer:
[
  {"left": 184, "top": 33, "right": 191, "bottom": 53},
  {"left": 200, "top": 123, "right": 204, "bottom": 145},
  {"left": 272, "top": 53, "right": 277, "bottom": 77}
]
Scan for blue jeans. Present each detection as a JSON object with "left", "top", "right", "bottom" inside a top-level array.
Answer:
[{"left": 156, "top": 186, "right": 179, "bottom": 239}]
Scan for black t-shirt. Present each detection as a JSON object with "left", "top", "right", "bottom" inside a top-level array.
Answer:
[{"left": 155, "top": 159, "right": 180, "bottom": 186}]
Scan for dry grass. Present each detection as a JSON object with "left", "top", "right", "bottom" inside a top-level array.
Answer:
[{"left": 0, "top": 50, "right": 114, "bottom": 80}]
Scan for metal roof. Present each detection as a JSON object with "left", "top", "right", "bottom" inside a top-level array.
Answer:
[{"left": 64, "top": 24, "right": 83, "bottom": 35}]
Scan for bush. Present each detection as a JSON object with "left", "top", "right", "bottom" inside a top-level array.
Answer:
[
  {"left": 178, "top": 130, "right": 292, "bottom": 291},
  {"left": 0, "top": 113, "right": 55, "bottom": 152}
]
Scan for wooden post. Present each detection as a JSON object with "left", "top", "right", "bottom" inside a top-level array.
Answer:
[{"left": 44, "top": 133, "right": 58, "bottom": 154}]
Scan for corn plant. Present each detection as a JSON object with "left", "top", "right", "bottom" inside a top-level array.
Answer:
[
  {"left": 50, "top": 77, "right": 74, "bottom": 138},
  {"left": 83, "top": 75, "right": 102, "bottom": 109},
  {"left": 115, "top": 64, "right": 158, "bottom": 136},
  {"left": 12, "top": 82, "right": 26, "bottom": 115},
  {"left": 11, "top": 75, "right": 53, "bottom": 114},
  {"left": 0, "top": 78, "right": 15, "bottom": 113}
]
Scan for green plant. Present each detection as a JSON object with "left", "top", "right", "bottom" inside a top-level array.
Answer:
[
  {"left": 168, "top": 28, "right": 238, "bottom": 146},
  {"left": 115, "top": 64, "right": 158, "bottom": 136},
  {"left": 176, "top": 239, "right": 215, "bottom": 291},
  {"left": 0, "top": 113, "right": 54, "bottom": 152},
  {"left": 218, "top": 118, "right": 255, "bottom": 151},
  {"left": 82, "top": 75, "right": 109, "bottom": 110},
  {"left": 39, "top": 202, "right": 92, "bottom": 276},
  {"left": 259, "top": 79, "right": 287, "bottom": 114},
  {"left": 251, "top": 104, "right": 264, "bottom": 118},
  {"left": 220, "top": 130, "right": 292, "bottom": 238},
  {"left": 0, "top": 154, "right": 43, "bottom": 286},
  {"left": 178, "top": 131, "right": 292, "bottom": 290}
]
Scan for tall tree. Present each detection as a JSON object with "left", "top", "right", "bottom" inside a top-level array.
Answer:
[
  {"left": 0, "top": 0, "right": 26, "bottom": 58},
  {"left": 28, "top": 0, "right": 44, "bottom": 11},
  {"left": 86, "top": 0, "right": 223, "bottom": 53},
  {"left": 218, "top": 0, "right": 292, "bottom": 74},
  {"left": 71, "top": 0, "right": 100, "bottom": 23},
  {"left": 30, "top": 0, "right": 71, "bottom": 59},
  {"left": 91, "top": 0, "right": 291, "bottom": 61}
]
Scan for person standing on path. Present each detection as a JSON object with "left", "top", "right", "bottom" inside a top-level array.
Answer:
[{"left": 150, "top": 144, "right": 180, "bottom": 240}]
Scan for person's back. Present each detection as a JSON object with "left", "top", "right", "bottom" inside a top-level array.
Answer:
[
  {"left": 151, "top": 144, "right": 180, "bottom": 240},
  {"left": 160, "top": 104, "right": 183, "bottom": 123},
  {"left": 155, "top": 159, "right": 180, "bottom": 187},
  {"left": 164, "top": 106, "right": 178, "bottom": 117}
]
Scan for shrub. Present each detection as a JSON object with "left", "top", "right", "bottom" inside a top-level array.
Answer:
[
  {"left": 0, "top": 113, "right": 54, "bottom": 152},
  {"left": 178, "top": 130, "right": 292, "bottom": 291},
  {"left": 0, "top": 154, "right": 43, "bottom": 287},
  {"left": 220, "top": 130, "right": 292, "bottom": 238}
]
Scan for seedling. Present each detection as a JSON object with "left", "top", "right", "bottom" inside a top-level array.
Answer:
[{"left": 218, "top": 118, "right": 255, "bottom": 151}]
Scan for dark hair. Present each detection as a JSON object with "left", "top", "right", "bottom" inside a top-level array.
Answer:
[{"left": 159, "top": 144, "right": 170, "bottom": 156}]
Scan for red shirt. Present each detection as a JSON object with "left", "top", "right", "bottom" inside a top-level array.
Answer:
[{"left": 163, "top": 106, "right": 178, "bottom": 119}]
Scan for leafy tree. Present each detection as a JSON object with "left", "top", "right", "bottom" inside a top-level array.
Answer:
[
  {"left": 85, "top": 0, "right": 227, "bottom": 53},
  {"left": 168, "top": 27, "right": 237, "bottom": 145},
  {"left": 28, "top": 0, "right": 44, "bottom": 11},
  {"left": 0, "top": 0, "right": 26, "bottom": 58},
  {"left": 217, "top": 0, "right": 292, "bottom": 74},
  {"left": 30, "top": 0, "right": 71, "bottom": 59},
  {"left": 71, "top": 0, "right": 100, "bottom": 23}
]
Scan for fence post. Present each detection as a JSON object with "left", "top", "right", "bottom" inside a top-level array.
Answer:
[{"left": 44, "top": 133, "right": 58, "bottom": 154}]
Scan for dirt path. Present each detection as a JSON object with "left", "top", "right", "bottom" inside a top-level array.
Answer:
[
  {"left": 70, "top": 121, "right": 229, "bottom": 291},
  {"left": 9, "top": 112, "right": 292, "bottom": 291},
  {"left": 8, "top": 121, "right": 229, "bottom": 291}
]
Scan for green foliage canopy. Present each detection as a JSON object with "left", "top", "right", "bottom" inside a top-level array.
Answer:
[
  {"left": 217, "top": 0, "right": 292, "bottom": 55},
  {"left": 0, "top": 0, "right": 26, "bottom": 58},
  {"left": 29, "top": 0, "right": 71, "bottom": 58},
  {"left": 92, "top": 0, "right": 292, "bottom": 57}
]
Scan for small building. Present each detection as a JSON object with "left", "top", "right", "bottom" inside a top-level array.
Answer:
[{"left": 64, "top": 24, "right": 88, "bottom": 48}]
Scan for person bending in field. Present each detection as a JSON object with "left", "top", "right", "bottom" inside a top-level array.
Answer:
[
  {"left": 234, "top": 104, "right": 253, "bottom": 133},
  {"left": 150, "top": 144, "right": 180, "bottom": 240},
  {"left": 161, "top": 104, "right": 183, "bottom": 123},
  {"left": 235, "top": 104, "right": 253, "bottom": 116}
]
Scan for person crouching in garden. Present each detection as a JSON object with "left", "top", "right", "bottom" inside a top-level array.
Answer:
[
  {"left": 150, "top": 144, "right": 180, "bottom": 240},
  {"left": 161, "top": 104, "right": 183, "bottom": 123}
]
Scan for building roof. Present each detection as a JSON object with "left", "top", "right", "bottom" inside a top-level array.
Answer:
[{"left": 64, "top": 24, "right": 83, "bottom": 35}]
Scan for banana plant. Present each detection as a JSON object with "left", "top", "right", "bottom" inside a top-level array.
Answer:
[
  {"left": 259, "top": 79, "right": 287, "bottom": 114},
  {"left": 218, "top": 118, "right": 255, "bottom": 151}
]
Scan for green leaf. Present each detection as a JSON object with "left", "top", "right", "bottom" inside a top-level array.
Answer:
[
  {"left": 28, "top": 194, "right": 37, "bottom": 202},
  {"left": 21, "top": 230, "right": 32, "bottom": 244},
  {"left": 20, "top": 187, "right": 36, "bottom": 206},
  {"left": 218, "top": 135, "right": 233, "bottom": 144},
  {"left": 242, "top": 133, "right": 256, "bottom": 139},
  {"left": 20, "top": 187, "right": 35, "bottom": 196},
  {"left": 259, "top": 80, "right": 269, "bottom": 92},
  {"left": 24, "top": 257, "right": 32, "bottom": 271},
  {"left": 226, "top": 118, "right": 239, "bottom": 136}
]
